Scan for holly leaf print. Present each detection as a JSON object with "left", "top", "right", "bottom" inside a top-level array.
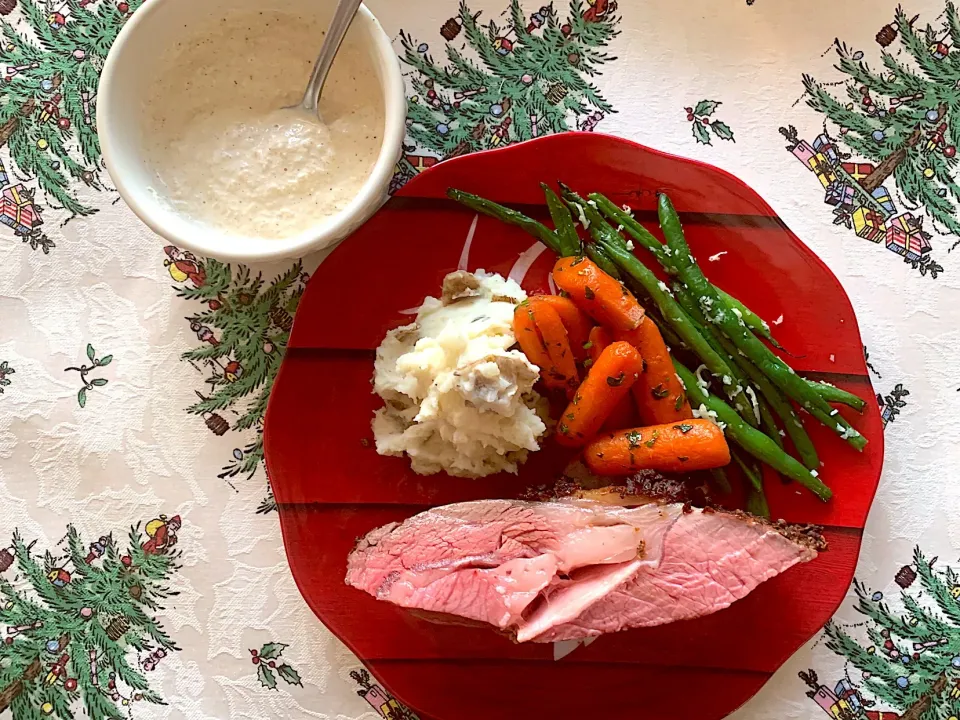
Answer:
[
  {"left": 258, "top": 642, "right": 287, "bottom": 660},
  {"left": 277, "top": 664, "right": 302, "bottom": 686},
  {"left": 710, "top": 121, "right": 735, "bottom": 142},
  {"left": 692, "top": 122, "right": 712, "bottom": 145},
  {"left": 77, "top": 388, "right": 87, "bottom": 408},
  {"left": 86, "top": 344, "right": 96, "bottom": 362},
  {"left": 257, "top": 663, "right": 277, "bottom": 690},
  {"left": 97, "top": 355, "right": 113, "bottom": 367},
  {"left": 693, "top": 100, "right": 720, "bottom": 117}
]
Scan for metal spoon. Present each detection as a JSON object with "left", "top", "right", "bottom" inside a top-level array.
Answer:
[{"left": 291, "top": 0, "right": 363, "bottom": 118}]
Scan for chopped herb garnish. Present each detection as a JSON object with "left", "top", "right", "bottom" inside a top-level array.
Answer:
[
  {"left": 607, "top": 372, "right": 626, "bottom": 387},
  {"left": 641, "top": 359, "right": 648, "bottom": 373},
  {"left": 674, "top": 423, "right": 694, "bottom": 434},
  {"left": 644, "top": 430, "right": 660, "bottom": 449},
  {"left": 674, "top": 394, "right": 685, "bottom": 411},
  {"left": 651, "top": 384, "right": 670, "bottom": 399},
  {"left": 583, "top": 359, "right": 594, "bottom": 369},
  {"left": 582, "top": 341, "right": 594, "bottom": 350},
  {"left": 584, "top": 286, "right": 596, "bottom": 300},
  {"left": 625, "top": 430, "right": 642, "bottom": 449},
  {"left": 572, "top": 394, "right": 582, "bottom": 405},
  {"left": 570, "top": 256, "right": 586, "bottom": 267},
  {"left": 566, "top": 412, "right": 576, "bottom": 420},
  {"left": 558, "top": 422, "right": 569, "bottom": 434},
  {"left": 558, "top": 289, "right": 570, "bottom": 298}
]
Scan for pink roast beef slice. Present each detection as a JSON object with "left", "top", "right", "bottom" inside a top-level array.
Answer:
[
  {"left": 534, "top": 508, "right": 824, "bottom": 642},
  {"left": 345, "top": 499, "right": 824, "bottom": 642},
  {"left": 345, "top": 499, "right": 682, "bottom": 630}
]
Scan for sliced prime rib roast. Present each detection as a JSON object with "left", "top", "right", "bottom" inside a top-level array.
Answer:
[{"left": 345, "top": 495, "right": 825, "bottom": 643}]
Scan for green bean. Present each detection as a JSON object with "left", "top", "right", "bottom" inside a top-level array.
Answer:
[
  {"left": 733, "top": 353, "right": 821, "bottom": 471},
  {"left": 808, "top": 380, "right": 867, "bottom": 413},
  {"left": 447, "top": 189, "right": 563, "bottom": 256},
  {"left": 674, "top": 360, "right": 832, "bottom": 501},
  {"left": 672, "top": 283, "right": 821, "bottom": 470},
  {"left": 645, "top": 310, "right": 685, "bottom": 350},
  {"left": 758, "top": 399, "right": 784, "bottom": 450},
  {"left": 584, "top": 243, "right": 621, "bottom": 280},
  {"left": 717, "top": 289, "right": 780, "bottom": 348},
  {"left": 592, "top": 192, "right": 781, "bottom": 348},
  {"left": 709, "top": 467, "right": 733, "bottom": 495},
  {"left": 669, "top": 284, "right": 760, "bottom": 428},
  {"left": 589, "top": 193, "right": 672, "bottom": 268},
  {"left": 659, "top": 193, "right": 866, "bottom": 452},
  {"left": 565, "top": 200, "right": 739, "bottom": 390},
  {"left": 731, "top": 450, "right": 770, "bottom": 518},
  {"left": 542, "top": 183, "right": 581, "bottom": 257}
]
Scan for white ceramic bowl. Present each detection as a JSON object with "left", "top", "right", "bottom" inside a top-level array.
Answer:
[{"left": 98, "top": 0, "right": 406, "bottom": 262}]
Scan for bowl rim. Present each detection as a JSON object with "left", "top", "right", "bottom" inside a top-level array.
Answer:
[{"left": 97, "top": 0, "right": 406, "bottom": 263}]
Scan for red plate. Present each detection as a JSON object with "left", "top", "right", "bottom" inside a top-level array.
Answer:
[{"left": 264, "top": 133, "right": 884, "bottom": 720}]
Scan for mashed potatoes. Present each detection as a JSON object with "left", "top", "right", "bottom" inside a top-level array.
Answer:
[{"left": 372, "top": 271, "right": 548, "bottom": 477}]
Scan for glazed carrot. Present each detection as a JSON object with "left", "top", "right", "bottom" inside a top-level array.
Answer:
[
  {"left": 552, "top": 256, "right": 645, "bottom": 333},
  {"left": 536, "top": 294, "right": 593, "bottom": 361},
  {"left": 584, "top": 420, "right": 731, "bottom": 475},
  {"left": 527, "top": 298, "right": 578, "bottom": 392},
  {"left": 513, "top": 304, "right": 565, "bottom": 392},
  {"left": 616, "top": 318, "right": 692, "bottom": 425},
  {"left": 556, "top": 341, "right": 644, "bottom": 447},
  {"left": 586, "top": 326, "right": 612, "bottom": 364},
  {"left": 585, "top": 326, "right": 635, "bottom": 429}
]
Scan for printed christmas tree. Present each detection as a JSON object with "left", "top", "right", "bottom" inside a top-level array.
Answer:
[
  {"left": 812, "top": 548, "right": 960, "bottom": 720},
  {"left": 803, "top": 3, "right": 960, "bottom": 248},
  {"left": 171, "top": 251, "right": 306, "bottom": 512},
  {"left": 0, "top": 0, "right": 137, "bottom": 216},
  {"left": 397, "top": 0, "right": 620, "bottom": 182},
  {"left": 0, "top": 518, "right": 181, "bottom": 718}
]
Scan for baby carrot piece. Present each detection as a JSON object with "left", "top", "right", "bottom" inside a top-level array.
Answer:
[
  {"left": 556, "top": 341, "right": 644, "bottom": 447},
  {"left": 584, "top": 419, "right": 731, "bottom": 475},
  {"left": 616, "top": 318, "right": 692, "bottom": 425},
  {"left": 586, "top": 326, "right": 635, "bottom": 429},
  {"left": 586, "top": 326, "right": 612, "bottom": 364},
  {"left": 537, "top": 294, "right": 593, "bottom": 361},
  {"left": 513, "top": 303, "right": 564, "bottom": 392},
  {"left": 552, "top": 256, "right": 645, "bottom": 333},
  {"left": 527, "top": 298, "right": 578, "bottom": 393}
]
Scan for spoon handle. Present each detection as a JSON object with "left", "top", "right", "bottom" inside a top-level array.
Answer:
[{"left": 300, "top": 0, "right": 364, "bottom": 112}]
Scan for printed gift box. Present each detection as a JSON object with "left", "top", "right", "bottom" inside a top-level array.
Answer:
[
  {"left": 824, "top": 180, "right": 855, "bottom": 212},
  {"left": 853, "top": 207, "right": 885, "bottom": 242},
  {"left": 886, "top": 213, "right": 932, "bottom": 261},
  {"left": 0, "top": 184, "right": 43, "bottom": 235}
]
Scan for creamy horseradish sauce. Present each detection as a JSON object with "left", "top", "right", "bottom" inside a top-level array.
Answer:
[{"left": 143, "top": 10, "right": 385, "bottom": 239}]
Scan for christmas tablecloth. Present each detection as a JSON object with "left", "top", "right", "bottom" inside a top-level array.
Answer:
[{"left": 1, "top": 0, "right": 959, "bottom": 717}]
